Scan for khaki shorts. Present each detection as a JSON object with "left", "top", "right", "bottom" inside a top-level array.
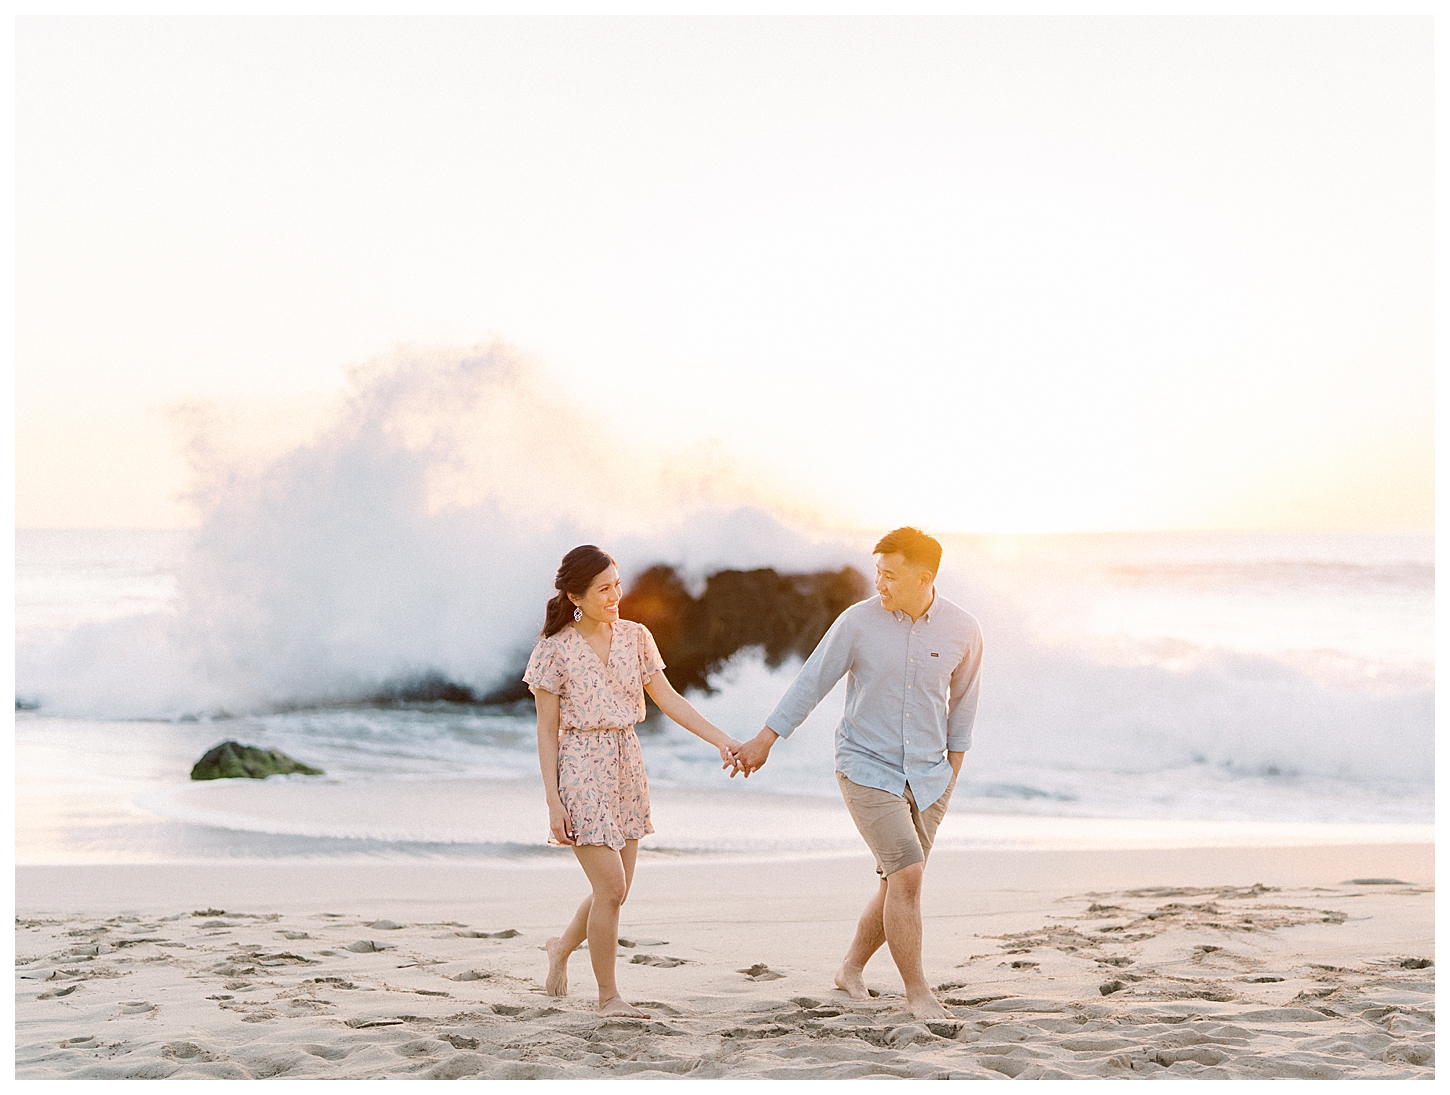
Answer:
[{"left": 836, "top": 770, "right": 957, "bottom": 878}]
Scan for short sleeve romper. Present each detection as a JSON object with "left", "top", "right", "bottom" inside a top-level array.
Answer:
[{"left": 523, "top": 620, "right": 666, "bottom": 850}]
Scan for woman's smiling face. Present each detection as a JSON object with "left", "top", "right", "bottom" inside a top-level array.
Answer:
[{"left": 571, "top": 564, "right": 622, "bottom": 625}]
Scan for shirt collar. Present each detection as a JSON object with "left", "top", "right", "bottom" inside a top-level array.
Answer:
[{"left": 888, "top": 588, "right": 936, "bottom": 624}]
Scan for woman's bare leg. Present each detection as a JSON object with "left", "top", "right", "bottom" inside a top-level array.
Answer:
[
  {"left": 571, "top": 841, "right": 648, "bottom": 1016},
  {"left": 545, "top": 895, "right": 592, "bottom": 997},
  {"left": 548, "top": 841, "right": 640, "bottom": 997},
  {"left": 620, "top": 838, "right": 639, "bottom": 897},
  {"left": 547, "top": 840, "right": 639, "bottom": 997}
]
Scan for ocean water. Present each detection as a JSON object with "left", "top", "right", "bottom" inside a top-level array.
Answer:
[
  {"left": 15, "top": 523, "right": 1433, "bottom": 863},
  {"left": 13, "top": 349, "right": 1435, "bottom": 861}
]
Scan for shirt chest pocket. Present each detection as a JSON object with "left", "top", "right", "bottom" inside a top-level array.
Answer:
[{"left": 914, "top": 652, "right": 955, "bottom": 699}]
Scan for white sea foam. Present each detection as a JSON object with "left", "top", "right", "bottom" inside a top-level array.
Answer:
[{"left": 17, "top": 345, "right": 855, "bottom": 718}]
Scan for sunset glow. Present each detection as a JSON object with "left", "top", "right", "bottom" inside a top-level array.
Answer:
[{"left": 16, "top": 16, "right": 1432, "bottom": 533}]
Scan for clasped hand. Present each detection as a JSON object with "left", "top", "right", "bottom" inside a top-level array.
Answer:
[{"left": 719, "top": 728, "right": 775, "bottom": 778}]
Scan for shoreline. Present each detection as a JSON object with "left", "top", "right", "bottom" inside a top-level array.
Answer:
[
  {"left": 17, "top": 842, "right": 1435, "bottom": 913},
  {"left": 17, "top": 843, "right": 1434, "bottom": 1079},
  {"left": 20, "top": 764, "right": 1434, "bottom": 867}
]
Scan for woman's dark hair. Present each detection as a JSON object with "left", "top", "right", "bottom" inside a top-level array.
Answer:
[{"left": 542, "top": 545, "right": 617, "bottom": 637}]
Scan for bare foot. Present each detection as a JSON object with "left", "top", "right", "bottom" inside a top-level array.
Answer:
[
  {"left": 544, "top": 937, "right": 569, "bottom": 997},
  {"left": 597, "top": 995, "right": 650, "bottom": 1018},
  {"left": 834, "top": 961, "right": 870, "bottom": 1000},
  {"left": 906, "top": 990, "right": 951, "bottom": 1021}
]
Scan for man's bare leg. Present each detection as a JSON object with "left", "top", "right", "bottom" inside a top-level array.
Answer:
[
  {"left": 881, "top": 862, "right": 950, "bottom": 1020},
  {"left": 835, "top": 878, "right": 887, "bottom": 999}
]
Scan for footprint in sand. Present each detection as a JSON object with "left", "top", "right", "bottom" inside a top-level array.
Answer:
[
  {"left": 631, "top": 954, "right": 688, "bottom": 968},
  {"left": 368, "top": 920, "right": 404, "bottom": 930},
  {"left": 632, "top": 1000, "right": 683, "bottom": 1015},
  {"left": 449, "top": 971, "right": 490, "bottom": 981},
  {"left": 302, "top": 1044, "right": 352, "bottom": 1061},
  {"left": 618, "top": 938, "right": 669, "bottom": 948},
  {"left": 255, "top": 952, "right": 319, "bottom": 968},
  {"left": 37, "top": 984, "right": 80, "bottom": 1000},
  {"left": 346, "top": 940, "right": 391, "bottom": 953},
  {"left": 162, "top": 1041, "right": 217, "bottom": 1061},
  {"left": 738, "top": 963, "right": 786, "bottom": 981},
  {"left": 455, "top": 928, "right": 520, "bottom": 939}
]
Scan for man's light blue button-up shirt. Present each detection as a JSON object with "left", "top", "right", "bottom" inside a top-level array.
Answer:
[{"left": 764, "top": 592, "right": 984, "bottom": 809}]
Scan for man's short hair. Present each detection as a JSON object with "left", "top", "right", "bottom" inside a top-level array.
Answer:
[{"left": 873, "top": 527, "right": 942, "bottom": 574}]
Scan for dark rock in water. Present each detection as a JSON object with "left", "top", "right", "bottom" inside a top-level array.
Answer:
[
  {"left": 365, "top": 562, "right": 868, "bottom": 709},
  {"left": 15, "top": 697, "right": 41, "bottom": 712},
  {"left": 475, "top": 675, "right": 533, "bottom": 707},
  {"left": 368, "top": 673, "right": 479, "bottom": 705},
  {"left": 619, "top": 564, "right": 868, "bottom": 696},
  {"left": 1345, "top": 878, "right": 1410, "bottom": 886},
  {"left": 190, "top": 741, "right": 323, "bottom": 780}
]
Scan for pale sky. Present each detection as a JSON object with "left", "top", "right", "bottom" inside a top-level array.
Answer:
[{"left": 16, "top": 15, "right": 1433, "bottom": 533}]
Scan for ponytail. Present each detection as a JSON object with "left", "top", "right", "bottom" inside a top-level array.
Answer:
[
  {"left": 541, "top": 545, "right": 616, "bottom": 637},
  {"left": 542, "top": 590, "right": 577, "bottom": 638}
]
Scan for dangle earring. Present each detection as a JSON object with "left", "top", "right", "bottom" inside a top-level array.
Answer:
[{"left": 573, "top": 607, "right": 583, "bottom": 622}]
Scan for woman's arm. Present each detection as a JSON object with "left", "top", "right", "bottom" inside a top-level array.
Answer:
[
  {"left": 643, "top": 671, "right": 742, "bottom": 763},
  {"left": 533, "top": 688, "right": 573, "bottom": 845}
]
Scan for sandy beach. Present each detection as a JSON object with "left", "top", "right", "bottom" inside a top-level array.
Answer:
[{"left": 15, "top": 842, "right": 1433, "bottom": 1079}]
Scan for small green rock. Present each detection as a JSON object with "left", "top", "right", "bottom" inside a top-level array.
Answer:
[{"left": 190, "top": 740, "right": 323, "bottom": 780}]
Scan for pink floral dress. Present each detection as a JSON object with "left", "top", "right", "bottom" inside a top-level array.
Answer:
[{"left": 523, "top": 620, "right": 665, "bottom": 850}]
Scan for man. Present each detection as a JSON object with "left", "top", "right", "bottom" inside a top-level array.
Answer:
[{"left": 731, "top": 527, "right": 983, "bottom": 1020}]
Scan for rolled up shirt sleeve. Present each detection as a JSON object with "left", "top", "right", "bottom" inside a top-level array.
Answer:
[
  {"left": 946, "top": 626, "right": 984, "bottom": 752},
  {"left": 764, "top": 612, "right": 855, "bottom": 739}
]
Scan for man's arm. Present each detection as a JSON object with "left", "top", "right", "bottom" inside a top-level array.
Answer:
[
  {"left": 731, "top": 612, "right": 855, "bottom": 777},
  {"left": 945, "top": 626, "right": 984, "bottom": 753}
]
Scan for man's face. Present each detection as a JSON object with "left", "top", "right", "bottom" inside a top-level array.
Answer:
[{"left": 875, "top": 552, "right": 931, "bottom": 612}]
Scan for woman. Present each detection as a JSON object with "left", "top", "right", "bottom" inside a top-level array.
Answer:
[{"left": 525, "top": 544, "right": 741, "bottom": 1018}]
